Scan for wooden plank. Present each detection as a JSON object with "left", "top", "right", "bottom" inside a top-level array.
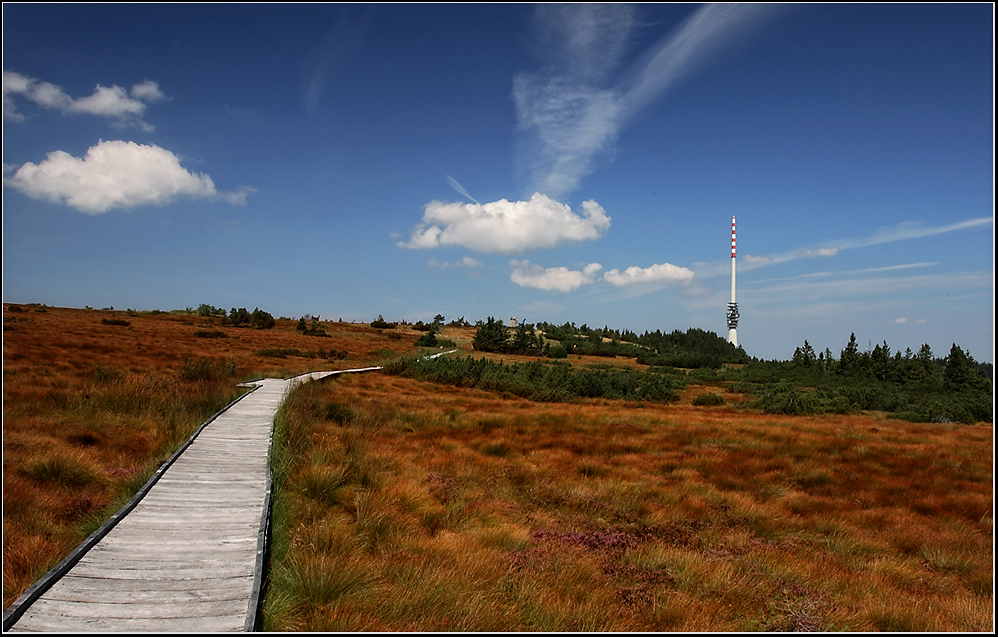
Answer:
[
  {"left": 43, "top": 576, "right": 254, "bottom": 600},
  {"left": 10, "top": 613, "right": 246, "bottom": 632},
  {"left": 23, "top": 597, "right": 249, "bottom": 620}
]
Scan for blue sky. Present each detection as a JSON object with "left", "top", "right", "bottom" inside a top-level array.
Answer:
[{"left": 3, "top": 4, "right": 994, "bottom": 362}]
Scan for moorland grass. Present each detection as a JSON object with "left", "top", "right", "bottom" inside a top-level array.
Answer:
[
  {"left": 2, "top": 369, "right": 242, "bottom": 607},
  {"left": 4, "top": 306, "right": 411, "bottom": 609},
  {"left": 262, "top": 372, "right": 992, "bottom": 631}
]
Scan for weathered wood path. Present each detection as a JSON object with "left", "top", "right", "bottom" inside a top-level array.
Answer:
[{"left": 3, "top": 368, "right": 381, "bottom": 632}]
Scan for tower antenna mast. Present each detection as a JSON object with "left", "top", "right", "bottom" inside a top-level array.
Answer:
[{"left": 727, "top": 216, "right": 739, "bottom": 347}]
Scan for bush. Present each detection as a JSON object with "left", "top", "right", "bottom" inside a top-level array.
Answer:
[
  {"left": 547, "top": 344, "right": 569, "bottom": 359},
  {"left": 472, "top": 317, "right": 510, "bottom": 353},
  {"left": 692, "top": 392, "right": 726, "bottom": 406},
  {"left": 221, "top": 307, "right": 275, "bottom": 329},
  {"left": 101, "top": 318, "right": 130, "bottom": 327},
  {"left": 370, "top": 315, "right": 397, "bottom": 329},
  {"left": 297, "top": 317, "right": 329, "bottom": 337},
  {"left": 195, "top": 304, "right": 226, "bottom": 317},
  {"left": 758, "top": 383, "right": 818, "bottom": 415},
  {"left": 415, "top": 332, "right": 456, "bottom": 348}
]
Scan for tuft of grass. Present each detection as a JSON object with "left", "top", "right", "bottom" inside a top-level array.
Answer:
[
  {"left": 24, "top": 452, "right": 103, "bottom": 488},
  {"left": 321, "top": 401, "right": 355, "bottom": 425},
  {"left": 178, "top": 357, "right": 237, "bottom": 381},
  {"left": 91, "top": 365, "right": 124, "bottom": 384},
  {"left": 297, "top": 464, "right": 352, "bottom": 507},
  {"left": 274, "top": 552, "right": 374, "bottom": 608},
  {"left": 479, "top": 440, "right": 515, "bottom": 458}
]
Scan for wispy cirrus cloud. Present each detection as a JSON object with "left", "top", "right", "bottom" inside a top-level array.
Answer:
[
  {"left": 302, "top": 8, "right": 373, "bottom": 113},
  {"left": 836, "top": 217, "right": 994, "bottom": 250},
  {"left": 4, "top": 140, "right": 253, "bottom": 214},
  {"left": 3, "top": 70, "right": 167, "bottom": 131},
  {"left": 699, "top": 217, "right": 994, "bottom": 279},
  {"left": 749, "top": 271, "right": 992, "bottom": 308},
  {"left": 514, "top": 4, "right": 778, "bottom": 198},
  {"left": 399, "top": 192, "right": 610, "bottom": 254}
]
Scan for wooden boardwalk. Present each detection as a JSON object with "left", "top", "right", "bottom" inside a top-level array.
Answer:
[{"left": 3, "top": 369, "right": 374, "bottom": 632}]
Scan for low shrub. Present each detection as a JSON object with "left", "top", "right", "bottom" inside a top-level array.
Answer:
[
  {"left": 692, "top": 392, "right": 726, "bottom": 406},
  {"left": 415, "top": 332, "right": 457, "bottom": 348},
  {"left": 758, "top": 383, "right": 818, "bottom": 415},
  {"left": 100, "top": 318, "right": 130, "bottom": 327},
  {"left": 221, "top": 307, "right": 275, "bottom": 329},
  {"left": 370, "top": 315, "right": 397, "bottom": 329}
]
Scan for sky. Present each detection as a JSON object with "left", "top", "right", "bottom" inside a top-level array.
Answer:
[{"left": 2, "top": 3, "right": 994, "bottom": 363}]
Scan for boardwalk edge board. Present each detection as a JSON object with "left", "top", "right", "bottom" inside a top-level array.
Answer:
[
  {"left": 243, "top": 394, "right": 274, "bottom": 633},
  {"left": 1, "top": 386, "right": 259, "bottom": 631}
]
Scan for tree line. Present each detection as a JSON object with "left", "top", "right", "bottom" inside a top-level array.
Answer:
[{"left": 462, "top": 318, "right": 990, "bottom": 424}]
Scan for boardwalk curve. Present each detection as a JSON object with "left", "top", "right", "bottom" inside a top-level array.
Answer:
[{"left": 3, "top": 368, "right": 378, "bottom": 632}]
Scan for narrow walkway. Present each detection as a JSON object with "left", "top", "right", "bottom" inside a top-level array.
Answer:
[{"left": 4, "top": 370, "right": 355, "bottom": 632}]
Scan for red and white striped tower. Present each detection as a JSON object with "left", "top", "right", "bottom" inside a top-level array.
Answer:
[{"left": 726, "top": 216, "right": 739, "bottom": 347}]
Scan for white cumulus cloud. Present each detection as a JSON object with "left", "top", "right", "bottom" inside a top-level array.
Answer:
[
  {"left": 604, "top": 262, "right": 695, "bottom": 287},
  {"left": 5, "top": 140, "right": 252, "bottom": 214},
  {"left": 510, "top": 260, "right": 602, "bottom": 293},
  {"left": 3, "top": 70, "right": 166, "bottom": 130},
  {"left": 400, "top": 192, "right": 610, "bottom": 254}
]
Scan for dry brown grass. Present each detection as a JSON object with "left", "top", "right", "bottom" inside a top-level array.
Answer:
[
  {"left": 265, "top": 372, "right": 992, "bottom": 631},
  {"left": 4, "top": 305, "right": 992, "bottom": 631},
  {"left": 2, "top": 304, "right": 420, "bottom": 609}
]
